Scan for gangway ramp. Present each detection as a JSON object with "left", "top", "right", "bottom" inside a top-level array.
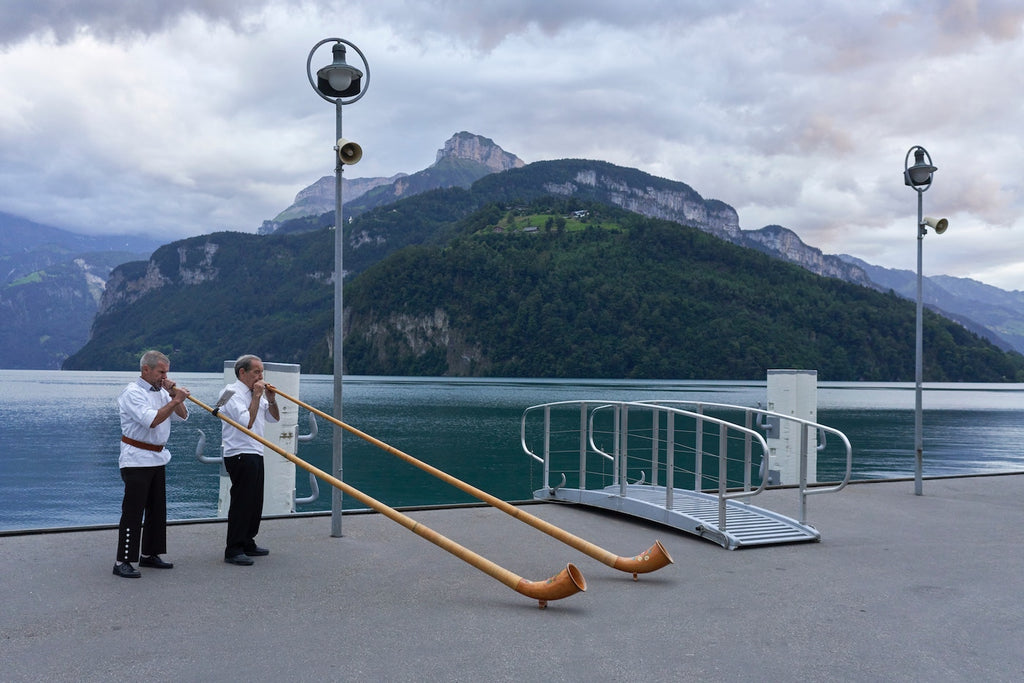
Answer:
[
  {"left": 536, "top": 484, "right": 820, "bottom": 550},
  {"left": 521, "top": 400, "right": 852, "bottom": 550}
]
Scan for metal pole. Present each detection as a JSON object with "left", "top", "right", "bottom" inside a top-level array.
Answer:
[
  {"left": 331, "top": 99, "right": 345, "bottom": 535},
  {"left": 799, "top": 421, "right": 809, "bottom": 523},
  {"left": 914, "top": 190, "right": 924, "bottom": 496},
  {"left": 619, "top": 404, "right": 628, "bottom": 496},
  {"left": 307, "top": 36, "right": 369, "bottom": 537}
]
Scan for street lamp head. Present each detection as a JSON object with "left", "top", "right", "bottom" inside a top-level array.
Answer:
[
  {"left": 307, "top": 37, "right": 370, "bottom": 105},
  {"left": 316, "top": 43, "right": 363, "bottom": 98},
  {"left": 904, "top": 146, "right": 937, "bottom": 189}
]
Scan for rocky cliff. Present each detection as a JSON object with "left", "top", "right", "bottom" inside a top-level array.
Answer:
[
  {"left": 741, "top": 225, "right": 874, "bottom": 287},
  {"left": 94, "top": 239, "right": 224, "bottom": 317},
  {"left": 564, "top": 171, "right": 871, "bottom": 286},
  {"left": 264, "top": 132, "right": 524, "bottom": 233},
  {"left": 435, "top": 131, "right": 525, "bottom": 173},
  {"left": 539, "top": 166, "right": 741, "bottom": 240}
]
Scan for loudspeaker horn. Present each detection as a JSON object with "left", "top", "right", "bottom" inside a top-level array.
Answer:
[
  {"left": 337, "top": 138, "right": 362, "bottom": 165},
  {"left": 923, "top": 216, "right": 948, "bottom": 234}
]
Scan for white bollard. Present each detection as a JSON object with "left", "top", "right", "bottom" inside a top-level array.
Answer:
[
  {"left": 217, "top": 361, "right": 300, "bottom": 517},
  {"left": 765, "top": 369, "right": 817, "bottom": 486}
]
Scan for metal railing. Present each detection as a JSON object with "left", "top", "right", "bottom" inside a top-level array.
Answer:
[{"left": 521, "top": 400, "right": 852, "bottom": 530}]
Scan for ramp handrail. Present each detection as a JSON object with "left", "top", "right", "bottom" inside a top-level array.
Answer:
[
  {"left": 522, "top": 400, "right": 770, "bottom": 533},
  {"left": 641, "top": 400, "right": 855, "bottom": 490},
  {"left": 522, "top": 399, "right": 852, "bottom": 529},
  {"left": 639, "top": 400, "right": 853, "bottom": 524}
]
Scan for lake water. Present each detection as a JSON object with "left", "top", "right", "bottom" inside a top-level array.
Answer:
[{"left": 1, "top": 370, "right": 1023, "bottom": 531}]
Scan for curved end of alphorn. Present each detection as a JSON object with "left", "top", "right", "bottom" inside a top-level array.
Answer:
[
  {"left": 515, "top": 562, "right": 587, "bottom": 609},
  {"left": 611, "top": 540, "right": 674, "bottom": 580}
]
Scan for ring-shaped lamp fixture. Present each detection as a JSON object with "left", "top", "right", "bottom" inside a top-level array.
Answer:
[
  {"left": 904, "top": 145, "right": 937, "bottom": 191},
  {"left": 307, "top": 38, "right": 371, "bottom": 105}
]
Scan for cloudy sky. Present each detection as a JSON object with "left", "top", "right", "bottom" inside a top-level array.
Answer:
[{"left": 2, "top": 1, "right": 1023, "bottom": 289}]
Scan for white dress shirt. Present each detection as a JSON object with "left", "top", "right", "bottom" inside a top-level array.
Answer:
[
  {"left": 117, "top": 378, "right": 188, "bottom": 468},
  {"left": 219, "top": 379, "right": 279, "bottom": 457}
]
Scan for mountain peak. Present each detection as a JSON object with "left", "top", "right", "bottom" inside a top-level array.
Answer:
[{"left": 434, "top": 132, "right": 524, "bottom": 173}]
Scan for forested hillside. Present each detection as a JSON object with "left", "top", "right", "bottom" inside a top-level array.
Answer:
[
  {"left": 64, "top": 195, "right": 1024, "bottom": 382},
  {"left": 344, "top": 200, "right": 1024, "bottom": 381},
  {"left": 64, "top": 230, "right": 334, "bottom": 371}
]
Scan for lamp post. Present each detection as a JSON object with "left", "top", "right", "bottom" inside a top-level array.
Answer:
[
  {"left": 307, "top": 38, "right": 370, "bottom": 536},
  {"left": 904, "top": 145, "right": 946, "bottom": 496}
]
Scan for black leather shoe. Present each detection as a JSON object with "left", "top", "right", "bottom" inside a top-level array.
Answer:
[
  {"left": 244, "top": 546, "right": 269, "bottom": 557},
  {"left": 113, "top": 562, "right": 141, "bottom": 578},
  {"left": 140, "top": 555, "right": 173, "bottom": 569},
  {"left": 225, "top": 554, "right": 254, "bottom": 566}
]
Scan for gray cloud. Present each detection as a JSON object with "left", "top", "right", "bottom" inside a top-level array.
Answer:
[
  {"left": 1, "top": 1, "right": 1023, "bottom": 290},
  {"left": 352, "top": 0, "right": 733, "bottom": 51},
  {"left": 0, "top": 0, "right": 303, "bottom": 45}
]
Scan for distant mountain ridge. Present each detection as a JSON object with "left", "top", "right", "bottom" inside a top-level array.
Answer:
[
  {"left": 1, "top": 212, "right": 160, "bottom": 278},
  {"left": 740, "top": 225, "right": 875, "bottom": 287},
  {"left": 840, "top": 254, "right": 1024, "bottom": 352},
  {"left": 62, "top": 156, "right": 1024, "bottom": 380},
  {"left": 6, "top": 132, "right": 1024, "bottom": 369},
  {"left": 259, "top": 173, "right": 407, "bottom": 232},
  {"left": 65, "top": 187, "right": 1024, "bottom": 381},
  {"left": 264, "top": 132, "right": 524, "bottom": 236},
  {"left": 0, "top": 212, "right": 159, "bottom": 368},
  {"left": 266, "top": 147, "right": 878, "bottom": 297},
  {"left": 261, "top": 140, "right": 1021, "bottom": 355}
]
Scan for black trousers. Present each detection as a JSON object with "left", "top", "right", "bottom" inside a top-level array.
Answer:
[
  {"left": 116, "top": 465, "right": 167, "bottom": 563},
  {"left": 223, "top": 453, "right": 264, "bottom": 558}
]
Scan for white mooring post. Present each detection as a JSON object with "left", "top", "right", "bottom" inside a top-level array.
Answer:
[
  {"left": 218, "top": 361, "right": 300, "bottom": 517},
  {"left": 765, "top": 369, "right": 818, "bottom": 486}
]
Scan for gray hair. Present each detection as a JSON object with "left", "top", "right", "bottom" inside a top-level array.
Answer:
[
  {"left": 233, "top": 354, "right": 262, "bottom": 378},
  {"left": 140, "top": 350, "right": 169, "bottom": 370}
]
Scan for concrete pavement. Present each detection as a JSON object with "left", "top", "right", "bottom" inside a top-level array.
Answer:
[{"left": 2, "top": 474, "right": 1023, "bottom": 681}]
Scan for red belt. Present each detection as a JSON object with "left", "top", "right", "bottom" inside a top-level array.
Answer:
[{"left": 121, "top": 435, "right": 164, "bottom": 452}]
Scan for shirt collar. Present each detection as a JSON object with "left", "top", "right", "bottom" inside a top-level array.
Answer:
[
  {"left": 233, "top": 379, "right": 252, "bottom": 397},
  {"left": 136, "top": 377, "right": 162, "bottom": 392}
]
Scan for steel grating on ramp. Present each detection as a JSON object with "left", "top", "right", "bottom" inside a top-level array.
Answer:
[{"left": 534, "top": 484, "right": 820, "bottom": 550}]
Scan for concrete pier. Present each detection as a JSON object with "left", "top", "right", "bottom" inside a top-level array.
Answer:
[{"left": 2, "top": 474, "right": 1022, "bottom": 681}]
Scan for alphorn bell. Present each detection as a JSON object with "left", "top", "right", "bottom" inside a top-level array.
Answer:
[
  {"left": 186, "top": 394, "right": 585, "bottom": 608},
  {"left": 268, "top": 386, "right": 673, "bottom": 579}
]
